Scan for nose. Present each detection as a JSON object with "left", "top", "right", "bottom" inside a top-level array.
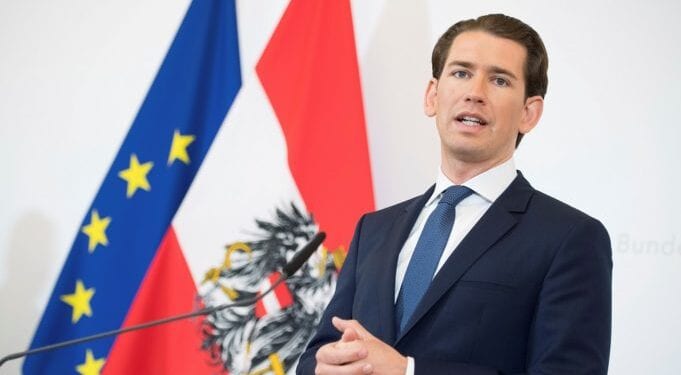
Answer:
[{"left": 464, "top": 76, "right": 486, "bottom": 104}]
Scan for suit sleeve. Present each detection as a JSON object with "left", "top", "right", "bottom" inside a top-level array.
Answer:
[
  {"left": 296, "top": 215, "right": 365, "bottom": 374},
  {"left": 413, "top": 216, "right": 612, "bottom": 375}
]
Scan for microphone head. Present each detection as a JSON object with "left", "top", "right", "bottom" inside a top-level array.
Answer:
[{"left": 282, "top": 232, "right": 326, "bottom": 277}]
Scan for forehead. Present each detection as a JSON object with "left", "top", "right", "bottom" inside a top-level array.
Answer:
[{"left": 446, "top": 31, "right": 527, "bottom": 77}]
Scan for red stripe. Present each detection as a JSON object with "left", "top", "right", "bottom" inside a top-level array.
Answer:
[
  {"left": 255, "top": 294, "right": 266, "bottom": 319},
  {"left": 256, "top": 0, "right": 375, "bottom": 250},
  {"left": 103, "top": 227, "right": 214, "bottom": 374},
  {"left": 272, "top": 274, "right": 294, "bottom": 309},
  {"left": 255, "top": 274, "right": 274, "bottom": 318}
]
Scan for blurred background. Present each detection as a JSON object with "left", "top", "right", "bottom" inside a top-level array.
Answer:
[{"left": 2, "top": 0, "right": 680, "bottom": 373}]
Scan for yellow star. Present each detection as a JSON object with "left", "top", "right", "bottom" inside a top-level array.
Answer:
[
  {"left": 118, "top": 154, "right": 153, "bottom": 198},
  {"left": 81, "top": 210, "right": 111, "bottom": 253},
  {"left": 168, "top": 130, "right": 195, "bottom": 165},
  {"left": 60, "top": 280, "right": 95, "bottom": 323},
  {"left": 76, "top": 349, "right": 105, "bottom": 375}
]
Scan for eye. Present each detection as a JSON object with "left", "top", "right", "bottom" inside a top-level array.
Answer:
[
  {"left": 492, "top": 77, "right": 510, "bottom": 87},
  {"left": 452, "top": 70, "right": 469, "bottom": 79}
]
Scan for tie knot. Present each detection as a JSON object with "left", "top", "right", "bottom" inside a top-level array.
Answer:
[{"left": 439, "top": 185, "right": 473, "bottom": 207}]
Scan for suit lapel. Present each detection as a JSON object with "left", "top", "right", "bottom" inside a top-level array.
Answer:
[
  {"left": 368, "top": 186, "right": 433, "bottom": 344},
  {"left": 395, "top": 173, "right": 534, "bottom": 343}
]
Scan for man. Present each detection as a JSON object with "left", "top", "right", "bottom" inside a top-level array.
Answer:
[{"left": 298, "top": 14, "right": 612, "bottom": 374}]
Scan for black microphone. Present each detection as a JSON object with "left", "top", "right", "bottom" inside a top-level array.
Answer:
[
  {"left": 283, "top": 231, "right": 326, "bottom": 277},
  {"left": 0, "top": 231, "right": 326, "bottom": 367}
]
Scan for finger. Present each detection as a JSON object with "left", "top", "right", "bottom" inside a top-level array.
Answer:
[
  {"left": 341, "top": 327, "right": 360, "bottom": 342},
  {"left": 332, "top": 317, "right": 372, "bottom": 340},
  {"left": 315, "top": 361, "right": 373, "bottom": 375},
  {"left": 316, "top": 341, "right": 368, "bottom": 366}
]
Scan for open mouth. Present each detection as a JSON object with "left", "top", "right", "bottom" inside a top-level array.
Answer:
[{"left": 456, "top": 114, "right": 488, "bottom": 127}]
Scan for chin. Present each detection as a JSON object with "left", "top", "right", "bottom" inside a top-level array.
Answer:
[{"left": 446, "top": 146, "right": 488, "bottom": 164}]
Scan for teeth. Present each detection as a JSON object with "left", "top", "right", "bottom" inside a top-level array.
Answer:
[{"left": 460, "top": 116, "right": 483, "bottom": 126}]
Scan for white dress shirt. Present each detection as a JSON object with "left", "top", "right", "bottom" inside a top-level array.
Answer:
[{"left": 396, "top": 158, "right": 518, "bottom": 374}]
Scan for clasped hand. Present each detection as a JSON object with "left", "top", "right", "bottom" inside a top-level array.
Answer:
[{"left": 314, "top": 317, "right": 407, "bottom": 375}]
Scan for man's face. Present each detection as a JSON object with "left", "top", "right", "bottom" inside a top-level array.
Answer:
[{"left": 425, "top": 31, "right": 543, "bottom": 169}]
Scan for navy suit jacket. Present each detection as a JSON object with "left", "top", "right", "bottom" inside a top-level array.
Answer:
[{"left": 297, "top": 172, "right": 612, "bottom": 374}]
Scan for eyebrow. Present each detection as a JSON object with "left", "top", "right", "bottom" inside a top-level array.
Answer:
[{"left": 446, "top": 60, "right": 519, "bottom": 81}]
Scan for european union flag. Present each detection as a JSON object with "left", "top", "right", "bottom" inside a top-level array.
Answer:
[{"left": 23, "top": 1, "right": 241, "bottom": 373}]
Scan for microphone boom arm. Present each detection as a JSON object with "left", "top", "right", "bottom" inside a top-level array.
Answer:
[{"left": 0, "top": 231, "right": 325, "bottom": 368}]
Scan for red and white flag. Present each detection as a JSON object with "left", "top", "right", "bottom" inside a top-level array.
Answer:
[{"left": 174, "top": 0, "right": 374, "bottom": 373}]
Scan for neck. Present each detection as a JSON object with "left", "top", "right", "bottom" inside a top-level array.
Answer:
[{"left": 441, "top": 154, "right": 513, "bottom": 185}]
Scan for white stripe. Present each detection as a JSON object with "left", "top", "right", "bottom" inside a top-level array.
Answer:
[
  {"left": 260, "top": 278, "right": 281, "bottom": 315},
  {"left": 174, "top": 73, "right": 306, "bottom": 283}
]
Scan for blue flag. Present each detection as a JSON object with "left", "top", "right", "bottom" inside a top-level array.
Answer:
[{"left": 23, "top": 1, "right": 241, "bottom": 373}]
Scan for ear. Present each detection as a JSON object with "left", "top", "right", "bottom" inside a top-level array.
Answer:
[
  {"left": 519, "top": 95, "right": 544, "bottom": 135},
  {"left": 424, "top": 78, "right": 438, "bottom": 117}
]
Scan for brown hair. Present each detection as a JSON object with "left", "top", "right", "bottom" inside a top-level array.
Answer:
[{"left": 431, "top": 14, "right": 548, "bottom": 146}]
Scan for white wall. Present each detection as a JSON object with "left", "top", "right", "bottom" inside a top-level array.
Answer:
[{"left": 1, "top": 1, "right": 680, "bottom": 373}]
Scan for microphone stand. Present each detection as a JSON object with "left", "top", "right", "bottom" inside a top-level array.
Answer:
[{"left": 0, "top": 231, "right": 325, "bottom": 368}]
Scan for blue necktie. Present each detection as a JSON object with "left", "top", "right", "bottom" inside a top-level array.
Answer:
[{"left": 395, "top": 185, "right": 473, "bottom": 334}]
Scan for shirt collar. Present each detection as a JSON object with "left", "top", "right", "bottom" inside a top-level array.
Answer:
[{"left": 427, "top": 158, "right": 518, "bottom": 206}]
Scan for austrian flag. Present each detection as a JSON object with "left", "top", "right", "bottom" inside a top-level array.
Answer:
[{"left": 255, "top": 272, "right": 295, "bottom": 319}]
